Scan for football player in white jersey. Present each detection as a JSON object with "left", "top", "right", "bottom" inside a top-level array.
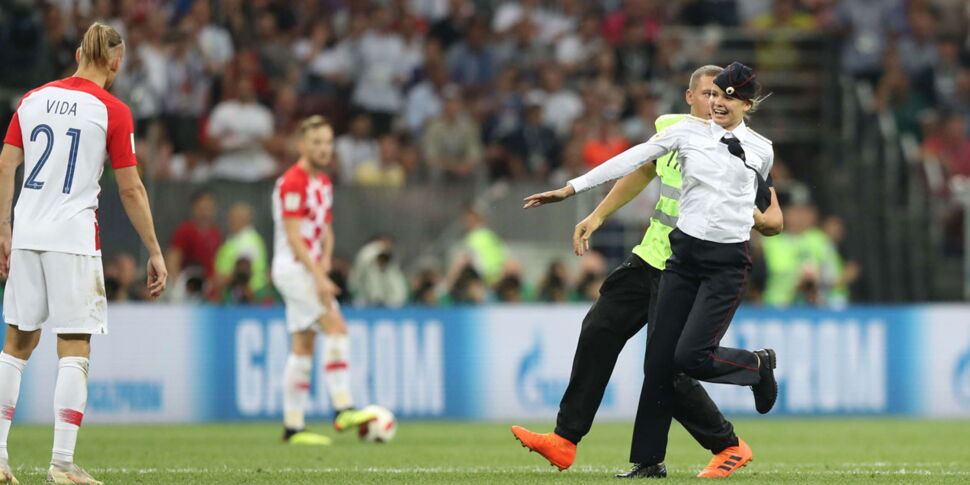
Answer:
[
  {"left": 0, "top": 22, "right": 167, "bottom": 485},
  {"left": 272, "top": 116, "right": 376, "bottom": 445}
]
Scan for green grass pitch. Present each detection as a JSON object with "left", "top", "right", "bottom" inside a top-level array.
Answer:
[{"left": 6, "top": 419, "right": 970, "bottom": 483}]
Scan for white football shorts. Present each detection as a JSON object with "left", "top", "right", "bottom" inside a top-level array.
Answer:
[
  {"left": 3, "top": 249, "right": 107, "bottom": 334},
  {"left": 272, "top": 266, "right": 338, "bottom": 333}
]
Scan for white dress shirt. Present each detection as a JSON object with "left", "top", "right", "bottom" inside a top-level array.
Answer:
[{"left": 569, "top": 116, "right": 774, "bottom": 243}]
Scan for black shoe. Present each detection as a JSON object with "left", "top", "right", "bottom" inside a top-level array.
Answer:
[
  {"left": 615, "top": 463, "right": 667, "bottom": 478},
  {"left": 751, "top": 348, "right": 777, "bottom": 414},
  {"left": 282, "top": 427, "right": 303, "bottom": 442}
]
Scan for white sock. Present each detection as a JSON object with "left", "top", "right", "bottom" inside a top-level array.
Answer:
[
  {"left": 283, "top": 354, "right": 312, "bottom": 430},
  {"left": 0, "top": 353, "right": 27, "bottom": 461},
  {"left": 52, "top": 357, "right": 89, "bottom": 464},
  {"left": 323, "top": 334, "right": 353, "bottom": 411}
]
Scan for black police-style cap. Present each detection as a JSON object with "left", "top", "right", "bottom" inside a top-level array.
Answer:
[{"left": 714, "top": 62, "right": 758, "bottom": 100}]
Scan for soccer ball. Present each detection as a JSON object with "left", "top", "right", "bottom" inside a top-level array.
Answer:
[{"left": 358, "top": 405, "right": 397, "bottom": 443}]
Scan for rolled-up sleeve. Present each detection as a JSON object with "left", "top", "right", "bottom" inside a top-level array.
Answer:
[{"left": 568, "top": 126, "right": 683, "bottom": 193}]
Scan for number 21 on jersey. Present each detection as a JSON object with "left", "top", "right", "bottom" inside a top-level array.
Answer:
[{"left": 25, "top": 124, "right": 81, "bottom": 194}]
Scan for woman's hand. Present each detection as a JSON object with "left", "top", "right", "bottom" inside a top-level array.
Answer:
[{"left": 522, "top": 185, "right": 576, "bottom": 209}]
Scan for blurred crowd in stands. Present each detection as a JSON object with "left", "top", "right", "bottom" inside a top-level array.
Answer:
[{"left": 1, "top": 0, "right": 969, "bottom": 306}]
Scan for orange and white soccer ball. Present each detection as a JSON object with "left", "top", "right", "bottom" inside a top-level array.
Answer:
[{"left": 358, "top": 405, "right": 397, "bottom": 443}]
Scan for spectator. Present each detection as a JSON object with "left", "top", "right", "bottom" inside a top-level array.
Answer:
[
  {"left": 255, "top": 9, "right": 295, "bottom": 84},
  {"left": 462, "top": 207, "right": 507, "bottom": 286},
  {"left": 923, "top": 112, "right": 970, "bottom": 179},
  {"left": 191, "top": 0, "right": 235, "bottom": 78},
  {"left": 428, "top": 0, "right": 472, "bottom": 50},
  {"left": 422, "top": 85, "right": 485, "bottom": 184},
  {"left": 491, "top": 0, "right": 548, "bottom": 38},
  {"left": 930, "top": 38, "right": 965, "bottom": 111},
  {"left": 350, "top": 6, "right": 409, "bottom": 135},
  {"left": 747, "top": 0, "right": 817, "bottom": 69},
  {"left": 163, "top": 25, "right": 209, "bottom": 154},
  {"left": 550, "top": 140, "right": 588, "bottom": 187},
  {"left": 875, "top": 47, "right": 931, "bottom": 139},
  {"left": 446, "top": 19, "right": 497, "bottom": 89},
  {"left": 614, "top": 17, "right": 654, "bottom": 84},
  {"left": 349, "top": 236, "right": 409, "bottom": 307},
  {"left": 540, "top": 65, "right": 583, "bottom": 138},
  {"left": 356, "top": 134, "right": 407, "bottom": 187},
  {"left": 214, "top": 203, "right": 269, "bottom": 298},
  {"left": 411, "top": 267, "right": 442, "bottom": 306},
  {"left": 602, "top": 0, "right": 666, "bottom": 46},
  {"left": 403, "top": 61, "right": 448, "bottom": 136},
  {"left": 293, "top": 19, "right": 352, "bottom": 96},
  {"left": 168, "top": 190, "right": 222, "bottom": 301},
  {"left": 448, "top": 264, "right": 488, "bottom": 304},
  {"left": 574, "top": 250, "right": 608, "bottom": 301},
  {"left": 495, "top": 274, "right": 524, "bottom": 302},
  {"left": 492, "top": 18, "right": 548, "bottom": 74},
  {"left": 821, "top": 215, "right": 861, "bottom": 308},
  {"left": 335, "top": 113, "right": 380, "bottom": 184},
  {"left": 103, "top": 253, "right": 142, "bottom": 302},
  {"left": 500, "top": 90, "right": 560, "bottom": 180},
  {"left": 207, "top": 77, "right": 277, "bottom": 181},
  {"left": 622, "top": 95, "right": 659, "bottom": 142},
  {"left": 835, "top": 0, "right": 904, "bottom": 83},
  {"left": 537, "top": 260, "right": 570, "bottom": 302},
  {"left": 582, "top": 115, "right": 630, "bottom": 169},
  {"left": 222, "top": 258, "right": 259, "bottom": 304},
  {"left": 897, "top": 8, "right": 938, "bottom": 84},
  {"left": 555, "top": 13, "right": 605, "bottom": 75},
  {"left": 761, "top": 204, "right": 841, "bottom": 307}
]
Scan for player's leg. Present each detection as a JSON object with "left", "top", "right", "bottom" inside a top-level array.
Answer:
[
  {"left": 512, "top": 256, "right": 655, "bottom": 471},
  {"left": 0, "top": 249, "right": 49, "bottom": 484},
  {"left": 323, "top": 305, "right": 376, "bottom": 431},
  {"left": 43, "top": 252, "right": 105, "bottom": 485},
  {"left": 282, "top": 329, "right": 326, "bottom": 443},
  {"left": 277, "top": 267, "right": 331, "bottom": 445}
]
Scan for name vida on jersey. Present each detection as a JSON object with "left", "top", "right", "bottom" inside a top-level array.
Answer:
[{"left": 46, "top": 100, "right": 78, "bottom": 116}]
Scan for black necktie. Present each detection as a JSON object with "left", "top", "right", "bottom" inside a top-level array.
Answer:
[
  {"left": 720, "top": 135, "right": 745, "bottom": 161},
  {"left": 720, "top": 135, "right": 770, "bottom": 212}
]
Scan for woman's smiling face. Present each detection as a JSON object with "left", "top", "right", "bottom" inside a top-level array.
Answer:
[{"left": 709, "top": 84, "right": 752, "bottom": 129}]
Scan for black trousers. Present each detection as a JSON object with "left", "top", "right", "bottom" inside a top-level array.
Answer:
[
  {"left": 554, "top": 254, "right": 737, "bottom": 456},
  {"left": 630, "top": 229, "right": 761, "bottom": 464}
]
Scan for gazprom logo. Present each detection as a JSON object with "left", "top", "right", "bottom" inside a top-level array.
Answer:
[
  {"left": 953, "top": 350, "right": 970, "bottom": 408},
  {"left": 516, "top": 333, "right": 613, "bottom": 410}
]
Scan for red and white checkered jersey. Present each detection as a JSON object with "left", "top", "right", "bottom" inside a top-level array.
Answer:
[
  {"left": 3, "top": 77, "right": 137, "bottom": 255},
  {"left": 271, "top": 163, "right": 333, "bottom": 273}
]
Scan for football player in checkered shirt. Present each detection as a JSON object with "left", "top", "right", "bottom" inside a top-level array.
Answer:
[{"left": 271, "top": 115, "right": 376, "bottom": 445}]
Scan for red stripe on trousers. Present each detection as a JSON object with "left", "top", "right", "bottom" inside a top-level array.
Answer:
[
  {"left": 707, "top": 241, "right": 752, "bottom": 370},
  {"left": 1, "top": 406, "right": 14, "bottom": 421},
  {"left": 296, "top": 382, "right": 311, "bottom": 390},
  {"left": 58, "top": 409, "right": 84, "bottom": 427},
  {"left": 325, "top": 362, "right": 348, "bottom": 371}
]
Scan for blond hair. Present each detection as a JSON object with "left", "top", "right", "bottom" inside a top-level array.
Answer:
[
  {"left": 299, "top": 115, "right": 331, "bottom": 136},
  {"left": 689, "top": 65, "right": 723, "bottom": 90},
  {"left": 79, "top": 22, "right": 124, "bottom": 68}
]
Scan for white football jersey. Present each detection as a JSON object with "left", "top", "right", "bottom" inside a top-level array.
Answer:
[{"left": 3, "top": 77, "right": 138, "bottom": 255}]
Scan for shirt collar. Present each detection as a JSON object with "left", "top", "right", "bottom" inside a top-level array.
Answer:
[{"left": 710, "top": 120, "right": 749, "bottom": 143}]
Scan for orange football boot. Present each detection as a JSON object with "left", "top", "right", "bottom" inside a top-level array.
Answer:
[
  {"left": 510, "top": 426, "right": 576, "bottom": 471},
  {"left": 697, "top": 438, "right": 753, "bottom": 477}
]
